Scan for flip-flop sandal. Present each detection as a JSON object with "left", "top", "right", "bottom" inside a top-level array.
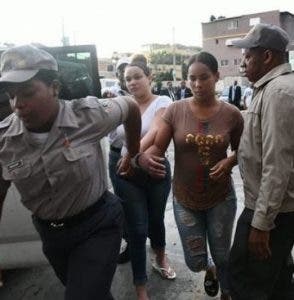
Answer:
[
  {"left": 204, "top": 271, "right": 219, "bottom": 297},
  {"left": 152, "top": 261, "right": 176, "bottom": 280}
]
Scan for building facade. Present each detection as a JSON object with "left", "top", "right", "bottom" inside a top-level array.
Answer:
[{"left": 202, "top": 10, "right": 294, "bottom": 85}]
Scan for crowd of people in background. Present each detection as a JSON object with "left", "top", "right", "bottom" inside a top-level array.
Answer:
[
  {"left": 0, "top": 22, "right": 294, "bottom": 300},
  {"left": 152, "top": 80, "right": 192, "bottom": 101}
]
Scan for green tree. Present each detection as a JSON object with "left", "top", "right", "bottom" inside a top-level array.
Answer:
[
  {"left": 154, "top": 71, "right": 173, "bottom": 82},
  {"left": 210, "top": 15, "right": 216, "bottom": 22}
]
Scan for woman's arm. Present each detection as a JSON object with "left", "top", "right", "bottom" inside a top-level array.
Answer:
[
  {"left": 209, "top": 152, "right": 237, "bottom": 181},
  {"left": 140, "top": 107, "right": 166, "bottom": 152},
  {"left": 138, "top": 118, "right": 173, "bottom": 178},
  {"left": 210, "top": 109, "right": 243, "bottom": 181}
]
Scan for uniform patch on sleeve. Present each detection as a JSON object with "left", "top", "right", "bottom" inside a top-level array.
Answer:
[{"left": 100, "top": 99, "right": 114, "bottom": 112}]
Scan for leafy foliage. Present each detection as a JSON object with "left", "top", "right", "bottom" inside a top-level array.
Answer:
[{"left": 149, "top": 50, "right": 190, "bottom": 65}]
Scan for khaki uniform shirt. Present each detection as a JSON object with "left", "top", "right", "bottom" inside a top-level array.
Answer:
[
  {"left": 0, "top": 96, "right": 129, "bottom": 220},
  {"left": 238, "top": 63, "right": 294, "bottom": 231}
]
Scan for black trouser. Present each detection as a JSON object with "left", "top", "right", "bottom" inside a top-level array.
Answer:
[
  {"left": 229, "top": 208, "right": 294, "bottom": 300},
  {"left": 33, "top": 191, "right": 123, "bottom": 300}
]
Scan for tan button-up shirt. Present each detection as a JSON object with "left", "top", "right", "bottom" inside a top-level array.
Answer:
[
  {"left": 0, "top": 96, "right": 129, "bottom": 220},
  {"left": 238, "top": 63, "right": 294, "bottom": 231}
]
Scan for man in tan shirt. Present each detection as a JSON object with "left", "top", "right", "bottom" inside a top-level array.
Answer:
[
  {"left": 229, "top": 24, "right": 294, "bottom": 299},
  {"left": 0, "top": 45, "right": 141, "bottom": 299}
]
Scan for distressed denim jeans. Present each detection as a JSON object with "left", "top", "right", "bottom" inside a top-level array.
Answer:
[{"left": 173, "top": 184, "right": 237, "bottom": 294}]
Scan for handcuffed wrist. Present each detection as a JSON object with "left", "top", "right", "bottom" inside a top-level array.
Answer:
[{"left": 130, "top": 153, "right": 143, "bottom": 168}]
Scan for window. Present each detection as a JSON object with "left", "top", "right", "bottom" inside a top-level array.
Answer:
[
  {"left": 250, "top": 17, "right": 260, "bottom": 26},
  {"left": 220, "top": 60, "right": 229, "bottom": 66},
  {"left": 234, "top": 58, "right": 242, "bottom": 65},
  {"left": 228, "top": 20, "right": 238, "bottom": 30},
  {"left": 107, "top": 65, "right": 114, "bottom": 72},
  {"left": 34, "top": 45, "right": 101, "bottom": 99}
]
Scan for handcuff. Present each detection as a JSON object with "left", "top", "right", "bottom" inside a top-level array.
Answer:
[{"left": 130, "top": 153, "right": 143, "bottom": 169}]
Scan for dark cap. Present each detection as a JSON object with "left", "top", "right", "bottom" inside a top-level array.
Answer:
[
  {"left": 0, "top": 44, "right": 58, "bottom": 86},
  {"left": 116, "top": 57, "right": 131, "bottom": 70},
  {"left": 231, "top": 23, "right": 289, "bottom": 52}
]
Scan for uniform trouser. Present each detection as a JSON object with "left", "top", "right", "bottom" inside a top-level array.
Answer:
[
  {"left": 173, "top": 184, "right": 237, "bottom": 295},
  {"left": 32, "top": 191, "right": 123, "bottom": 300},
  {"left": 229, "top": 208, "right": 294, "bottom": 300},
  {"left": 108, "top": 148, "right": 129, "bottom": 243}
]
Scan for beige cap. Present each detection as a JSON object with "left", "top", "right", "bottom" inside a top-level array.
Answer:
[
  {"left": 231, "top": 23, "right": 289, "bottom": 52},
  {"left": 0, "top": 44, "right": 58, "bottom": 86}
]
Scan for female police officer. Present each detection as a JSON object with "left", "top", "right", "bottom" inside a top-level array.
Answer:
[{"left": 0, "top": 44, "right": 141, "bottom": 300}]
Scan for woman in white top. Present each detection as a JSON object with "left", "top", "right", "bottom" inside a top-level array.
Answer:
[{"left": 115, "top": 55, "right": 175, "bottom": 300}]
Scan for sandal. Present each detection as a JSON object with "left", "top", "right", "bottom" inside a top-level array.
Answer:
[
  {"left": 152, "top": 261, "right": 176, "bottom": 280},
  {"left": 204, "top": 270, "right": 219, "bottom": 297}
]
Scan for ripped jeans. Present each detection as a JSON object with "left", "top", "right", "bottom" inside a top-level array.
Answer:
[{"left": 173, "top": 185, "right": 237, "bottom": 294}]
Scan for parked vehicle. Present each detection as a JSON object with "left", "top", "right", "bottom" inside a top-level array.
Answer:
[
  {"left": 0, "top": 44, "right": 102, "bottom": 269},
  {"left": 219, "top": 86, "right": 247, "bottom": 105},
  {"left": 219, "top": 87, "right": 230, "bottom": 102},
  {"left": 0, "top": 44, "right": 102, "bottom": 122},
  {"left": 100, "top": 78, "right": 119, "bottom": 97},
  {"left": 100, "top": 78, "right": 119, "bottom": 90}
]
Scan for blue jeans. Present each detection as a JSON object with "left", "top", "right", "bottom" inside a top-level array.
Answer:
[
  {"left": 108, "top": 148, "right": 121, "bottom": 196},
  {"left": 115, "top": 159, "right": 171, "bottom": 285},
  {"left": 173, "top": 184, "right": 237, "bottom": 294}
]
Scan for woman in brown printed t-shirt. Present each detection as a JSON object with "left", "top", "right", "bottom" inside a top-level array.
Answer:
[{"left": 137, "top": 52, "right": 243, "bottom": 300}]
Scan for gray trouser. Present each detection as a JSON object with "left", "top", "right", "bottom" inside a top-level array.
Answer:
[{"left": 229, "top": 208, "right": 294, "bottom": 300}]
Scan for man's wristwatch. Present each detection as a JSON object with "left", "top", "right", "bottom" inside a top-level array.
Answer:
[{"left": 130, "top": 153, "right": 142, "bottom": 169}]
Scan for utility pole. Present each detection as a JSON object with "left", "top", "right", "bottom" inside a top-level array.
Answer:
[
  {"left": 172, "top": 27, "right": 176, "bottom": 83},
  {"left": 61, "top": 17, "right": 69, "bottom": 46}
]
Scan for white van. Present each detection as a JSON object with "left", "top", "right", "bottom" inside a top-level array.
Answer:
[{"left": 100, "top": 78, "right": 119, "bottom": 90}]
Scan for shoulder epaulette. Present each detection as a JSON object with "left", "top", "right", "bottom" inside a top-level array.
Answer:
[
  {"left": 71, "top": 96, "right": 101, "bottom": 111},
  {"left": 0, "top": 113, "right": 14, "bottom": 130}
]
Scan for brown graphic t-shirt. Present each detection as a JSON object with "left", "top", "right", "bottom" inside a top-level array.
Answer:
[{"left": 163, "top": 100, "right": 243, "bottom": 210}]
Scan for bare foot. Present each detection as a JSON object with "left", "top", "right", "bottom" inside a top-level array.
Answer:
[
  {"left": 153, "top": 250, "right": 176, "bottom": 279},
  {"left": 156, "top": 253, "right": 169, "bottom": 271},
  {"left": 206, "top": 265, "right": 217, "bottom": 279},
  {"left": 135, "top": 285, "right": 149, "bottom": 300}
]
